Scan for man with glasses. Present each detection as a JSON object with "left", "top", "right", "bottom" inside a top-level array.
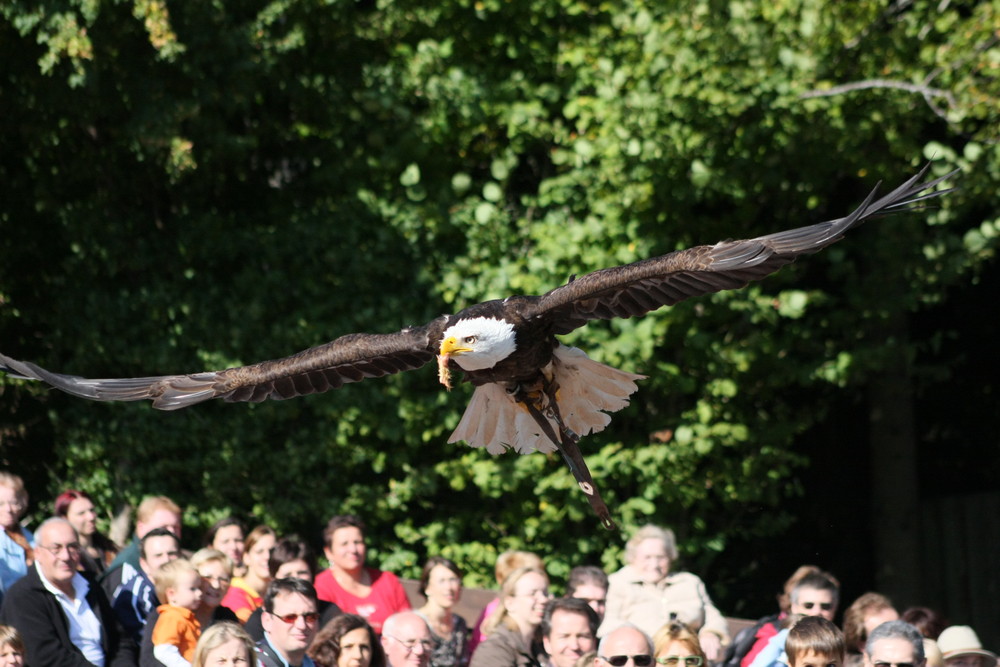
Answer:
[
  {"left": 381, "top": 611, "right": 433, "bottom": 667},
  {"left": 864, "top": 620, "right": 926, "bottom": 667},
  {"left": 596, "top": 624, "right": 655, "bottom": 666},
  {"left": 0, "top": 517, "right": 136, "bottom": 666},
  {"left": 257, "top": 578, "right": 321, "bottom": 667},
  {"left": 789, "top": 573, "right": 839, "bottom": 622}
]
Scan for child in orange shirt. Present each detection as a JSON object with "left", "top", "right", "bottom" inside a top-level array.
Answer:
[{"left": 152, "top": 559, "right": 204, "bottom": 667}]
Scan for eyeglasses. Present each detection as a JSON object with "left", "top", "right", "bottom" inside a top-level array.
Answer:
[
  {"left": 38, "top": 542, "right": 82, "bottom": 556},
  {"left": 801, "top": 601, "right": 834, "bottom": 611},
  {"left": 200, "top": 575, "right": 231, "bottom": 585},
  {"left": 873, "top": 662, "right": 915, "bottom": 667},
  {"left": 601, "top": 655, "right": 654, "bottom": 666},
  {"left": 269, "top": 611, "right": 320, "bottom": 625},
  {"left": 385, "top": 635, "right": 434, "bottom": 652},
  {"left": 657, "top": 656, "right": 704, "bottom": 666}
]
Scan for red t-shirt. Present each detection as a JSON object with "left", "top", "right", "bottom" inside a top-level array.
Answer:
[{"left": 313, "top": 567, "right": 410, "bottom": 634}]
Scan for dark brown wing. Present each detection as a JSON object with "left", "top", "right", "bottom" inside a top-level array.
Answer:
[
  {"left": 523, "top": 165, "right": 957, "bottom": 334},
  {"left": 0, "top": 319, "right": 448, "bottom": 411}
]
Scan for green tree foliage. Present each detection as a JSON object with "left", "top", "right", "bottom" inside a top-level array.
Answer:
[{"left": 1, "top": 0, "right": 997, "bottom": 595}]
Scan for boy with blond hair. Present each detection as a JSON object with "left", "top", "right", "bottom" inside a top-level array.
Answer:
[
  {"left": 750, "top": 615, "right": 845, "bottom": 667},
  {"left": 152, "top": 558, "right": 203, "bottom": 667},
  {"left": 786, "top": 616, "right": 846, "bottom": 667}
]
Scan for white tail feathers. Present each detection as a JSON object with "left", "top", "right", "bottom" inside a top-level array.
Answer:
[{"left": 447, "top": 345, "right": 646, "bottom": 454}]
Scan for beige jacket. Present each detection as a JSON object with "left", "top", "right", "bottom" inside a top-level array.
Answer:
[{"left": 598, "top": 566, "right": 730, "bottom": 643}]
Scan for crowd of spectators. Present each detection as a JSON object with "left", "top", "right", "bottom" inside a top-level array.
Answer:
[{"left": 0, "top": 473, "right": 994, "bottom": 667}]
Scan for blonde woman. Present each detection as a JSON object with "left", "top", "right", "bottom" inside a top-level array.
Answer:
[
  {"left": 654, "top": 620, "right": 706, "bottom": 667},
  {"left": 470, "top": 567, "right": 550, "bottom": 667},
  {"left": 191, "top": 622, "right": 257, "bottom": 667}
]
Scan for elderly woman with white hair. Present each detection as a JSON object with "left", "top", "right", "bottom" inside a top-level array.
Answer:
[{"left": 598, "top": 525, "right": 729, "bottom": 661}]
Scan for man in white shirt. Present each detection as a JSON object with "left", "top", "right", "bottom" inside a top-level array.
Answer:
[{"left": 0, "top": 517, "right": 136, "bottom": 666}]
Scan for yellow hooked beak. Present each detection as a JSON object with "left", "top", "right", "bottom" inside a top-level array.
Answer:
[{"left": 439, "top": 336, "right": 472, "bottom": 357}]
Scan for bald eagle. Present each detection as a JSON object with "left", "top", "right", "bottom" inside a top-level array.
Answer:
[{"left": 0, "top": 166, "right": 955, "bottom": 528}]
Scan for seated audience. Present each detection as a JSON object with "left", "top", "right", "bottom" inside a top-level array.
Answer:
[
  {"left": 381, "top": 612, "right": 433, "bottom": 667},
  {"left": 0, "top": 517, "right": 137, "bottom": 666},
  {"left": 222, "top": 525, "right": 276, "bottom": 623},
  {"left": 0, "top": 625, "right": 25, "bottom": 667},
  {"left": 863, "top": 621, "right": 925, "bottom": 667},
  {"left": 141, "top": 548, "right": 240, "bottom": 667},
  {"left": 113, "top": 526, "right": 182, "bottom": 643},
  {"left": 0, "top": 472, "right": 33, "bottom": 600},
  {"left": 653, "top": 619, "right": 705, "bottom": 664},
  {"left": 55, "top": 489, "right": 120, "bottom": 577},
  {"left": 245, "top": 536, "right": 341, "bottom": 641},
  {"left": 469, "top": 550, "right": 544, "bottom": 655},
  {"left": 566, "top": 566, "right": 609, "bottom": 623},
  {"left": 600, "top": 525, "right": 728, "bottom": 660},
  {"left": 844, "top": 594, "right": 899, "bottom": 667},
  {"left": 152, "top": 558, "right": 204, "bottom": 666},
  {"left": 937, "top": 626, "right": 996, "bottom": 667},
  {"left": 469, "top": 566, "right": 549, "bottom": 667},
  {"left": 416, "top": 556, "right": 469, "bottom": 667},
  {"left": 204, "top": 518, "right": 246, "bottom": 578},
  {"left": 192, "top": 621, "right": 258, "bottom": 667},
  {"left": 595, "top": 624, "right": 654, "bottom": 666},
  {"left": 256, "top": 578, "right": 321, "bottom": 667},
  {"left": 309, "top": 613, "right": 386, "bottom": 667},
  {"left": 101, "top": 495, "right": 183, "bottom": 589},
  {"left": 542, "top": 597, "right": 599, "bottom": 667},
  {"left": 314, "top": 515, "right": 409, "bottom": 635}
]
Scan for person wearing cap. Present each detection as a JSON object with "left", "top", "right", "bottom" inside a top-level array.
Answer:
[{"left": 937, "top": 626, "right": 997, "bottom": 667}]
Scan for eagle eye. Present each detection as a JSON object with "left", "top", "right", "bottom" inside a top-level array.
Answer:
[{"left": 464, "top": 336, "right": 477, "bottom": 345}]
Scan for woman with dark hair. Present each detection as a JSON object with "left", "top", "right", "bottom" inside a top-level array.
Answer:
[
  {"left": 244, "top": 536, "right": 342, "bottom": 642},
  {"left": 417, "top": 556, "right": 469, "bottom": 667},
  {"left": 309, "top": 614, "right": 386, "bottom": 667},
  {"left": 221, "top": 524, "right": 276, "bottom": 622},
  {"left": 54, "top": 489, "right": 119, "bottom": 577},
  {"left": 313, "top": 515, "right": 409, "bottom": 635},
  {"left": 203, "top": 517, "right": 246, "bottom": 578}
]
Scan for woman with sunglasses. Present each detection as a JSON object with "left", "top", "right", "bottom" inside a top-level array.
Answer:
[
  {"left": 599, "top": 525, "right": 729, "bottom": 662},
  {"left": 654, "top": 621, "right": 706, "bottom": 667},
  {"left": 469, "top": 567, "right": 550, "bottom": 667}
]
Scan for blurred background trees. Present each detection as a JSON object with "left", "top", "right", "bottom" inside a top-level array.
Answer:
[{"left": 2, "top": 0, "right": 998, "bottom": 640}]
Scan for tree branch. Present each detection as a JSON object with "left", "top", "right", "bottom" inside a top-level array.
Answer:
[{"left": 800, "top": 78, "right": 957, "bottom": 120}]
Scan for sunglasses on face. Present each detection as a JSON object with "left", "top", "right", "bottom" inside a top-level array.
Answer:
[
  {"left": 602, "top": 655, "right": 654, "bottom": 666},
  {"left": 802, "top": 601, "right": 834, "bottom": 611},
  {"left": 657, "top": 656, "right": 704, "bottom": 666},
  {"left": 269, "top": 611, "right": 320, "bottom": 625}
]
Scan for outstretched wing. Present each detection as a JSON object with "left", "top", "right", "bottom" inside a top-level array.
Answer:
[
  {"left": 524, "top": 165, "right": 957, "bottom": 334},
  {"left": 0, "top": 322, "right": 445, "bottom": 411}
]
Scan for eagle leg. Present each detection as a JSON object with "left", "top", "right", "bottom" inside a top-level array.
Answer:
[{"left": 513, "top": 381, "right": 618, "bottom": 531}]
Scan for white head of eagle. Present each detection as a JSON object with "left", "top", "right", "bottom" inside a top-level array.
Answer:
[{"left": 439, "top": 317, "right": 517, "bottom": 371}]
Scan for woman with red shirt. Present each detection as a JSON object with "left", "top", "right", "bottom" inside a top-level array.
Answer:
[{"left": 313, "top": 515, "right": 409, "bottom": 635}]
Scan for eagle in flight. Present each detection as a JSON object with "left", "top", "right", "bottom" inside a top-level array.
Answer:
[{"left": 0, "top": 165, "right": 956, "bottom": 528}]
